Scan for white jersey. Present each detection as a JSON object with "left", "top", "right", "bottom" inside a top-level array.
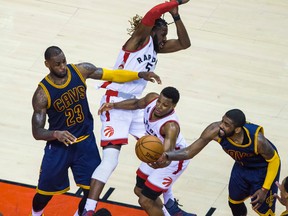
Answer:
[
  {"left": 98, "top": 36, "right": 158, "bottom": 97},
  {"left": 143, "top": 98, "right": 188, "bottom": 149}
]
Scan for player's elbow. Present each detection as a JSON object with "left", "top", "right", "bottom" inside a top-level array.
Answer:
[{"left": 182, "top": 41, "right": 191, "bottom": 50}]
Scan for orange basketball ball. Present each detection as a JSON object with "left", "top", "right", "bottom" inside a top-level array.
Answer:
[{"left": 135, "top": 135, "right": 164, "bottom": 163}]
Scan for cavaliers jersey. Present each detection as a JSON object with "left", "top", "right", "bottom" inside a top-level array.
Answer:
[
  {"left": 99, "top": 36, "right": 158, "bottom": 97},
  {"left": 39, "top": 64, "right": 94, "bottom": 140},
  {"left": 217, "top": 122, "right": 277, "bottom": 168},
  {"left": 143, "top": 98, "right": 187, "bottom": 149}
]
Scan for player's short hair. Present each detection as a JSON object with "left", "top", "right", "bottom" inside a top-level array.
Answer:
[
  {"left": 94, "top": 208, "right": 112, "bottom": 216},
  {"left": 161, "top": 86, "right": 180, "bottom": 104},
  {"left": 225, "top": 109, "right": 246, "bottom": 128},
  {"left": 152, "top": 18, "right": 168, "bottom": 31},
  {"left": 284, "top": 176, "right": 288, "bottom": 193},
  {"left": 44, "top": 46, "right": 63, "bottom": 60}
]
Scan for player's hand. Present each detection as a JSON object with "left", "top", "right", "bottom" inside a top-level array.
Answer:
[
  {"left": 148, "top": 160, "right": 171, "bottom": 169},
  {"left": 273, "top": 181, "right": 287, "bottom": 206},
  {"left": 157, "top": 152, "right": 169, "bottom": 164},
  {"left": 176, "top": 0, "right": 190, "bottom": 4},
  {"left": 250, "top": 188, "right": 268, "bottom": 210},
  {"left": 53, "top": 130, "right": 77, "bottom": 146},
  {"left": 138, "top": 72, "right": 162, "bottom": 84},
  {"left": 168, "top": 0, "right": 179, "bottom": 16},
  {"left": 98, "top": 103, "right": 114, "bottom": 115}
]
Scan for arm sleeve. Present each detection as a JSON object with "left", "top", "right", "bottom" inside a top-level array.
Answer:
[
  {"left": 101, "top": 68, "right": 139, "bottom": 83},
  {"left": 262, "top": 151, "right": 280, "bottom": 190},
  {"left": 141, "top": 1, "right": 179, "bottom": 26}
]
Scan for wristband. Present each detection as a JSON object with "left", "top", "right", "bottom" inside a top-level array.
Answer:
[{"left": 173, "top": 14, "right": 181, "bottom": 22}]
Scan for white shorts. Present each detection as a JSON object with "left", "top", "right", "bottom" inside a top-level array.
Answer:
[
  {"left": 137, "top": 159, "right": 190, "bottom": 192},
  {"left": 100, "top": 94, "right": 145, "bottom": 147}
]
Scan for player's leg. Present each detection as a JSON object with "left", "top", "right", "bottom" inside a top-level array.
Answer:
[
  {"left": 32, "top": 193, "right": 52, "bottom": 216},
  {"left": 83, "top": 99, "right": 133, "bottom": 214},
  {"left": 134, "top": 163, "right": 164, "bottom": 216},
  {"left": 71, "top": 134, "right": 101, "bottom": 216},
  {"left": 31, "top": 143, "right": 70, "bottom": 216},
  {"left": 228, "top": 163, "right": 249, "bottom": 216}
]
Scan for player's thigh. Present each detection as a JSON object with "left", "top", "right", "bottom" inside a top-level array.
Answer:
[
  {"left": 228, "top": 163, "right": 250, "bottom": 202},
  {"left": 37, "top": 144, "right": 70, "bottom": 193},
  {"left": 71, "top": 133, "right": 101, "bottom": 188},
  {"left": 129, "top": 109, "right": 146, "bottom": 139},
  {"left": 147, "top": 160, "right": 189, "bottom": 191},
  {"left": 100, "top": 108, "right": 133, "bottom": 141}
]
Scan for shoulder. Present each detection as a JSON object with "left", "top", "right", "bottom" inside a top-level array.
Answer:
[
  {"left": 32, "top": 85, "right": 48, "bottom": 109},
  {"left": 145, "top": 92, "right": 159, "bottom": 103}
]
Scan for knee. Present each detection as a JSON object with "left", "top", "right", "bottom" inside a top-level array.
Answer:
[
  {"left": 229, "top": 201, "right": 247, "bottom": 216},
  {"left": 138, "top": 195, "right": 153, "bottom": 210},
  {"left": 134, "top": 186, "right": 141, "bottom": 197},
  {"left": 91, "top": 152, "right": 119, "bottom": 183}
]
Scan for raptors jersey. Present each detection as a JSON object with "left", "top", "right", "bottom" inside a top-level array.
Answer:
[
  {"left": 143, "top": 98, "right": 187, "bottom": 149},
  {"left": 99, "top": 36, "right": 158, "bottom": 97}
]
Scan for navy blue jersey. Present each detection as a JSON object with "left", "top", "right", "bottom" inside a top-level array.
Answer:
[
  {"left": 218, "top": 122, "right": 277, "bottom": 168},
  {"left": 39, "top": 64, "right": 93, "bottom": 140}
]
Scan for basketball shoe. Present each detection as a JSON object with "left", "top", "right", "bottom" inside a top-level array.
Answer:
[{"left": 165, "top": 198, "right": 197, "bottom": 216}]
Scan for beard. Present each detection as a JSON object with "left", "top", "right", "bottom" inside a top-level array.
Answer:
[
  {"left": 51, "top": 69, "right": 67, "bottom": 78},
  {"left": 218, "top": 128, "right": 235, "bottom": 138}
]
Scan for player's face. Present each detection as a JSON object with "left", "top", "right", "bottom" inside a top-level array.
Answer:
[
  {"left": 152, "top": 26, "right": 168, "bottom": 53},
  {"left": 279, "top": 178, "right": 288, "bottom": 202},
  {"left": 154, "top": 94, "right": 175, "bottom": 118},
  {"left": 45, "top": 52, "right": 67, "bottom": 78},
  {"left": 218, "top": 115, "right": 236, "bottom": 138}
]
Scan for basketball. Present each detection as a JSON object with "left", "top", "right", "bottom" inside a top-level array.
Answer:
[{"left": 135, "top": 135, "right": 164, "bottom": 163}]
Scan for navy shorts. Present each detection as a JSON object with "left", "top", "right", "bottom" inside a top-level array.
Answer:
[
  {"left": 37, "top": 133, "right": 101, "bottom": 195},
  {"left": 228, "top": 162, "right": 280, "bottom": 214}
]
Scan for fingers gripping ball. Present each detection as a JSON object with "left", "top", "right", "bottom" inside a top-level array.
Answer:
[{"left": 135, "top": 135, "right": 164, "bottom": 163}]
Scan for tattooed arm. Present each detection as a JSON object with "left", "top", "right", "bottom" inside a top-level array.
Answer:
[{"left": 75, "top": 62, "right": 161, "bottom": 83}]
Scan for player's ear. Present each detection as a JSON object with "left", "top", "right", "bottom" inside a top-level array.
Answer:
[
  {"left": 235, "top": 127, "right": 242, "bottom": 134},
  {"left": 44, "top": 60, "right": 49, "bottom": 68}
]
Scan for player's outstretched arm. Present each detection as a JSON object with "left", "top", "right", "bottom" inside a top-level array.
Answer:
[
  {"left": 76, "top": 63, "right": 161, "bottom": 84},
  {"left": 98, "top": 92, "right": 159, "bottom": 115},
  {"left": 159, "top": 122, "right": 219, "bottom": 162}
]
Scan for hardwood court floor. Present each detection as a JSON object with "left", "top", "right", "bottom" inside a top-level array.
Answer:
[{"left": 0, "top": 0, "right": 288, "bottom": 215}]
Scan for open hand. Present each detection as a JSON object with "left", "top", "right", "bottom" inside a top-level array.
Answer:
[
  {"left": 98, "top": 103, "right": 114, "bottom": 115},
  {"left": 250, "top": 188, "right": 268, "bottom": 210},
  {"left": 138, "top": 72, "right": 162, "bottom": 84}
]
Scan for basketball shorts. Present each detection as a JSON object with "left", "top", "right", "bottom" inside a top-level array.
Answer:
[
  {"left": 228, "top": 162, "right": 280, "bottom": 215},
  {"left": 99, "top": 95, "right": 145, "bottom": 147},
  {"left": 37, "top": 133, "right": 101, "bottom": 195},
  {"left": 136, "top": 159, "right": 190, "bottom": 193}
]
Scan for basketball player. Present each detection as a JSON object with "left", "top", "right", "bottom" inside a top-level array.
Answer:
[
  {"left": 274, "top": 177, "right": 288, "bottom": 216},
  {"left": 30, "top": 46, "right": 161, "bottom": 216},
  {"left": 97, "top": 87, "right": 196, "bottom": 216},
  {"left": 84, "top": 0, "right": 191, "bottom": 215},
  {"left": 159, "top": 109, "right": 280, "bottom": 216}
]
